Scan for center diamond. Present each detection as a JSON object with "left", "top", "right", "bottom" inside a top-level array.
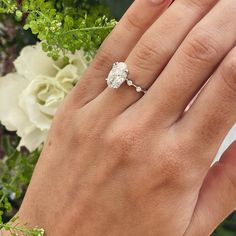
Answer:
[{"left": 106, "top": 62, "right": 129, "bottom": 89}]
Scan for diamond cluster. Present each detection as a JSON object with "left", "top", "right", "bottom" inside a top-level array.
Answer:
[{"left": 106, "top": 62, "right": 128, "bottom": 89}]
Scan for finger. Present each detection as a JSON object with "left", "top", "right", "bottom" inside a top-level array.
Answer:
[
  {"left": 142, "top": 0, "right": 236, "bottom": 127},
  {"left": 69, "top": 0, "right": 172, "bottom": 107},
  {"left": 184, "top": 141, "right": 236, "bottom": 236},
  {"left": 179, "top": 46, "right": 236, "bottom": 156},
  {"left": 94, "top": 0, "right": 218, "bottom": 115}
]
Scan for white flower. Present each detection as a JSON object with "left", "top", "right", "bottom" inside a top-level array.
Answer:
[
  {"left": 0, "top": 43, "right": 88, "bottom": 151},
  {"left": 215, "top": 124, "right": 236, "bottom": 162}
]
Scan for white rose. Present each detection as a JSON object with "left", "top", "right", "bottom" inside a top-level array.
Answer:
[
  {"left": 0, "top": 43, "right": 88, "bottom": 151},
  {"left": 215, "top": 124, "right": 236, "bottom": 162}
]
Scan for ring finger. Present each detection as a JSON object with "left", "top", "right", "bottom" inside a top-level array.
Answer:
[
  {"left": 69, "top": 0, "right": 172, "bottom": 107},
  {"left": 93, "top": 0, "right": 218, "bottom": 115}
]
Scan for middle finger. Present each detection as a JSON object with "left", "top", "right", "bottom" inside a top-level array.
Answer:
[{"left": 144, "top": 0, "right": 236, "bottom": 127}]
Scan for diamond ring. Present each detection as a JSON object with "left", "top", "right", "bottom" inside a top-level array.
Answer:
[{"left": 106, "top": 62, "right": 147, "bottom": 94}]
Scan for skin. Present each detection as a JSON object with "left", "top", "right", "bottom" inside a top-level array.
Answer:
[{"left": 3, "top": 0, "right": 236, "bottom": 235}]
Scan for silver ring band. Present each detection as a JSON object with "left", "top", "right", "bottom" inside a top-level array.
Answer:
[{"left": 106, "top": 62, "right": 147, "bottom": 94}]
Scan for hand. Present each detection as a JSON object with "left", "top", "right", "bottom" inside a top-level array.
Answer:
[{"left": 16, "top": 0, "right": 236, "bottom": 235}]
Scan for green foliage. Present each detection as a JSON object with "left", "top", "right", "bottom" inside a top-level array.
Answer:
[
  {"left": 102, "top": 0, "right": 132, "bottom": 19},
  {"left": 0, "top": 132, "right": 42, "bottom": 235},
  {"left": 0, "top": 0, "right": 116, "bottom": 60},
  {"left": 0, "top": 13, "right": 37, "bottom": 76},
  {"left": 0, "top": 135, "right": 39, "bottom": 218},
  {"left": 0, "top": 0, "right": 17, "bottom": 14},
  {"left": 1, "top": 216, "right": 44, "bottom": 235},
  {"left": 213, "top": 212, "right": 236, "bottom": 236}
]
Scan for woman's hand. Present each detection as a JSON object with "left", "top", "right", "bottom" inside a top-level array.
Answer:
[{"left": 16, "top": 0, "right": 236, "bottom": 235}]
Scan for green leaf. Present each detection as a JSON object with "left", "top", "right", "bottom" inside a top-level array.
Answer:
[{"left": 15, "top": 10, "right": 23, "bottom": 21}]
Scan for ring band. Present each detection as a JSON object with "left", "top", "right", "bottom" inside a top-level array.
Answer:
[{"left": 106, "top": 62, "right": 147, "bottom": 94}]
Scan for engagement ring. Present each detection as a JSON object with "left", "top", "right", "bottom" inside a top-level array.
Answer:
[{"left": 106, "top": 62, "right": 147, "bottom": 94}]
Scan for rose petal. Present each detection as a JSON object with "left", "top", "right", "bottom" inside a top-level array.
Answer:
[
  {"left": 18, "top": 127, "right": 48, "bottom": 152},
  {"left": 1, "top": 44, "right": 88, "bottom": 152},
  {"left": 56, "top": 64, "right": 79, "bottom": 92},
  {"left": 14, "top": 43, "right": 59, "bottom": 80},
  {"left": 0, "top": 73, "right": 29, "bottom": 131},
  {"left": 19, "top": 77, "right": 55, "bottom": 130},
  {"left": 69, "top": 50, "right": 89, "bottom": 76}
]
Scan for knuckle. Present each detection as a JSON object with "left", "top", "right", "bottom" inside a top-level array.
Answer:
[
  {"left": 52, "top": 109, "right": 100, "bottom": 147},
  {"left": 158, "top": 140, "right": 198, "bottom": 187},
  {"left": 183, "top": 0, "right": 209, "bottom": 11},
  {"left": 182, "top": 29, "right": 219, "bottom": 66},
  {"left": 50, "top": 109, "right": 75, "bottom": 139},
  {"left": 133, "top": 38, "right": 166, "bottom": 70},
  {"left": 105, "top": 127, "right": 143, "bottom": 160},
  {"left": 160, "top": 156, "right": 184, "bottom": 182},
  {"left": 74, "top": 124, "right": 98, "bottom": 147},
  {"left": 220, "top": 55, "right": 236, "bottom": 93},
  {"left": 124, "top": 11, "right": 144, "bottom": 31},
  {"left": 92, "top": 48, "right": 113, "bottom": 72}
]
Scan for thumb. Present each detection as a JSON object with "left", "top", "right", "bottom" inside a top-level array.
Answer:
[{"left": 185, "top": 140, "right": 236, "bottom": 236}]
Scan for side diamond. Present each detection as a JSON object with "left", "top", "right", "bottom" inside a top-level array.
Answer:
[{"left": 127, "top": 80, "right": 133, "bottom": 86}]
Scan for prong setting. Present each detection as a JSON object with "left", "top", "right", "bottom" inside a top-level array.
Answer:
[{"left": 106, "top": 62, "right": 147, "bottom": 93}]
